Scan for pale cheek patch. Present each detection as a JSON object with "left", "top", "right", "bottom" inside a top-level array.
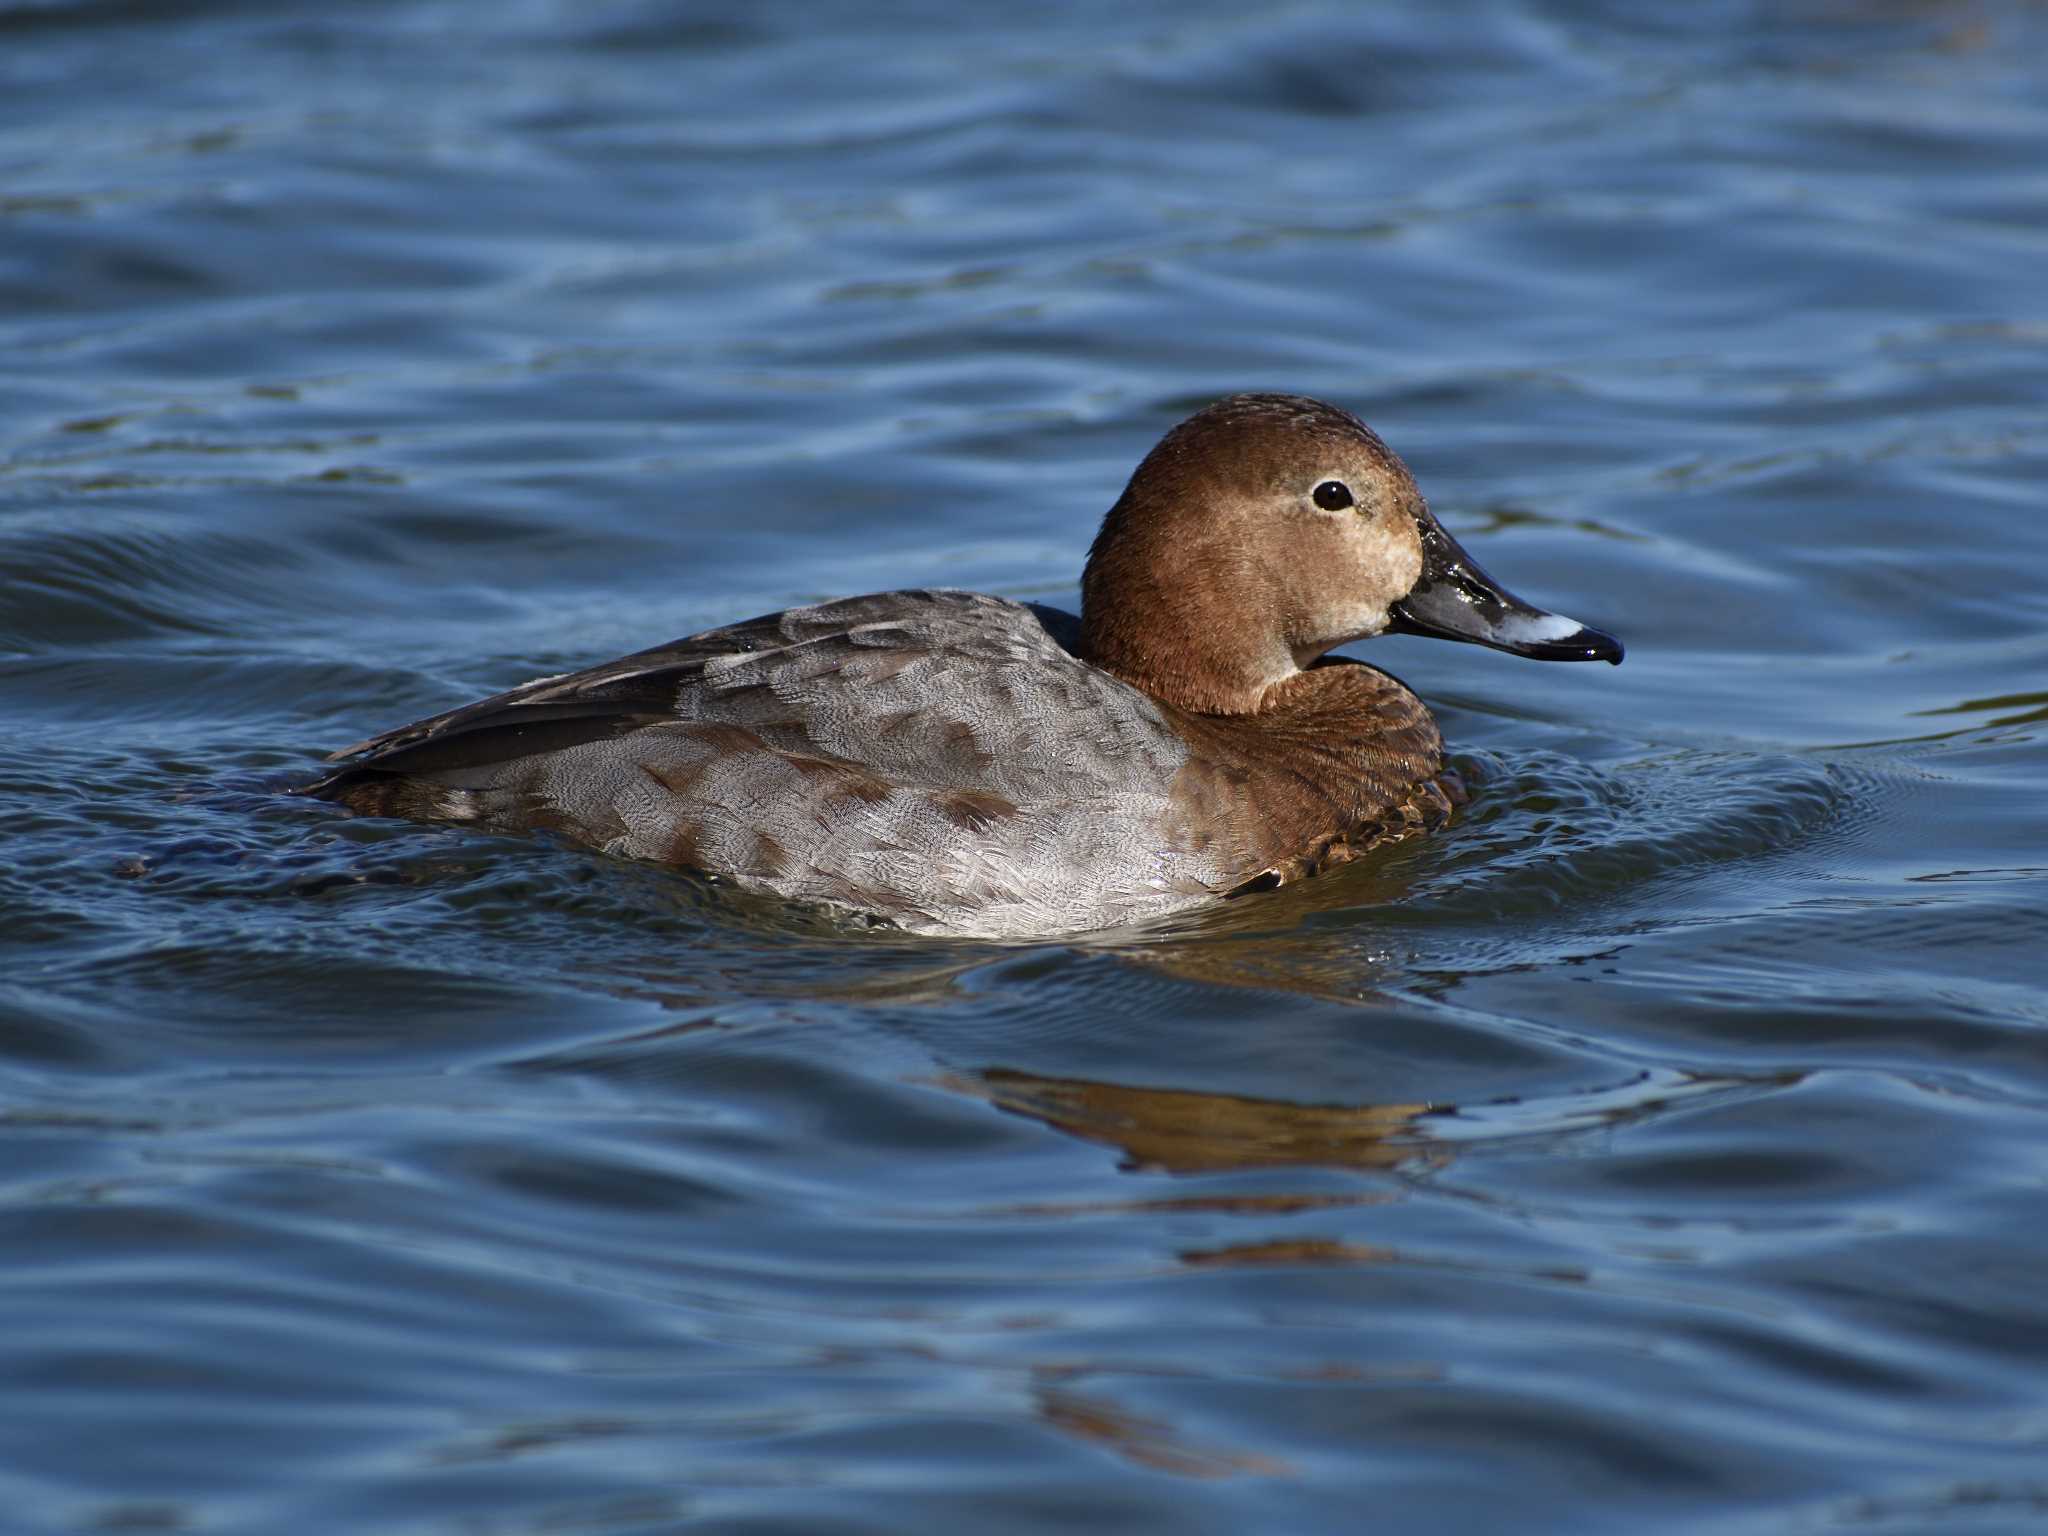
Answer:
[
  {"left": 1356, "top": 514, "right": 1423, "bottom": 604},
  {"left": 1351, "top": 528, "right": 1417, "bottom": 606},
  {"left": 1290, "top": 516, "right": 1420, "bottom": 658}
]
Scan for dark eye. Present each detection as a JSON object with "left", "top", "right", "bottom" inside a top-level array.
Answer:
[{"left": 1312, "top": 480, "right": 1354, "bottom": 511}]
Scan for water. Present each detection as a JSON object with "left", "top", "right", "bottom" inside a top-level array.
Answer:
[{"left": 5, "top": 1, "right": 2047, "bottom": 1530}]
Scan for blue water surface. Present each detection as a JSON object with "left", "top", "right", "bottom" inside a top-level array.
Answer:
[{"left": 4, "top": 2, "right": 2047, "bottom": 1532}]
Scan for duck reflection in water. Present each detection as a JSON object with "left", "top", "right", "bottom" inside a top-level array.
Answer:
[{"left": 952, "top": 1066, "right": 1439, "bottom": 1181}]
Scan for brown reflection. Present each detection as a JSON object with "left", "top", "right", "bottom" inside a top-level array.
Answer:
[
  {"left": 1178, "top": 1237, "right": 1397, "bottom": 1268},
  {"left": 997, "top": 1190, "right": 1388, "bottom": 1220},
  {"left": 1105, "top": 852, "right": 1440, "bottom": 1001},
  {"left": 946, "top": 1067, "right": 1443, "bottom": 1177},
  {"left": 1907, "top": 689, "right": 2048, "bottom": 730},
  {"left": 1034, "top": 1384, "right": 1291, "bottom": 1479},
  {"left": 595, "top": 905, "right": 1415, "bottom": 1016},
  {"left": 1108, "top": 927, "right": 1399, "bottom": 1003}
]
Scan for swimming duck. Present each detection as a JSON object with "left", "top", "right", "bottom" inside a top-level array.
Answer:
[{"left": 304, "top": 393, "right": 1620, "bottom": 937}]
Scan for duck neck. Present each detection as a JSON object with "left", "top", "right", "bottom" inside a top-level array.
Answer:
[
  {"left": 1080, "top": 597, "right": 1295, "bottom": 717},
  {"left": 1079, "top": 517, "right": 1297, "bottom": 717}
]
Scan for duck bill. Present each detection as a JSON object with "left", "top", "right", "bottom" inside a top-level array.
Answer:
[{"left": 1389, "top": 518, "right": 1623, "bottom": 664}]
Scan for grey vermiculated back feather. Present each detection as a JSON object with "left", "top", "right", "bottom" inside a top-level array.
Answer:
[{"left": 310, "top": 591, "right": 1233, "bottom": 936}]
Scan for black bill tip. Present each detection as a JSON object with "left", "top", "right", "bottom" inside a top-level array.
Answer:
[{"left": 1522, "top": 622, "right": 1624, "bottom": 665}]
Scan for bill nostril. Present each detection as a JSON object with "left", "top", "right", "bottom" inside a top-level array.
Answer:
[{"left": 1455, "top": 572, "right": 1499, "bottom": 612}]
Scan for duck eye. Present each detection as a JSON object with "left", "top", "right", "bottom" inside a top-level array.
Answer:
[{"left": 1312, "top": 480, "right": 1354, "bottom": 511}]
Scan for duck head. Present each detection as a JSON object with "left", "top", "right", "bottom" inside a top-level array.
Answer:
[{"left": 1080, "top": 393, "right": 1622, "bottom": 715}]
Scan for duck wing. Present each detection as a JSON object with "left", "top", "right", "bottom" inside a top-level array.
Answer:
[{"left": 301, "top": 587, "right": 1181, "bottom": 814}]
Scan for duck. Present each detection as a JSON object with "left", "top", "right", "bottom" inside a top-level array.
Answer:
[{"left": 302, "top": 393, "right": 1621, "bottom": 938}]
